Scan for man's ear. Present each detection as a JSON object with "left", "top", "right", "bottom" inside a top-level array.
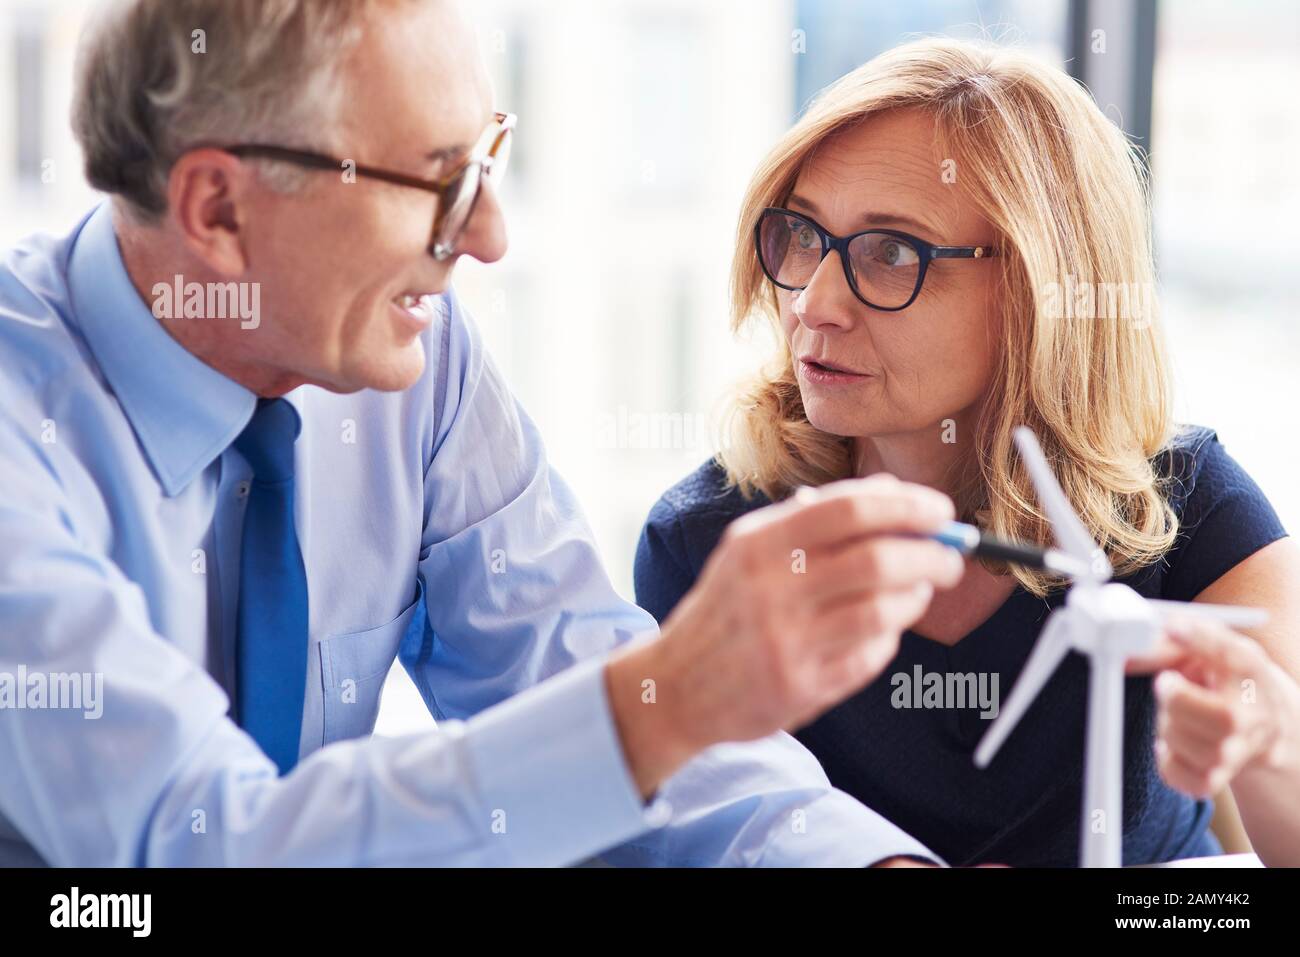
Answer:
[{"left": 165, "top": 148, "right": 254, "bottom": 277}]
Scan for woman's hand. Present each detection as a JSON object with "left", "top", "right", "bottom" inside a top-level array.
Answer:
[{"left": 1140, "top": 618, "right": 1300, "bottom": 798}]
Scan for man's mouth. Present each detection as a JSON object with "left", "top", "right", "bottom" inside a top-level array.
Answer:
[{"left": 391, "top": 293, "right": 437, "bottom": 330}]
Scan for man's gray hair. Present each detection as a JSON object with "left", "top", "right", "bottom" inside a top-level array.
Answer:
[{"left": 71, "top": 0, "right": 413, "bottom": 222}]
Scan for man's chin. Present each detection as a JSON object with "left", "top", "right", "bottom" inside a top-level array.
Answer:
[
  {"left": 315, "top": 342, "right": 427, "bottom": 394},
  {"left": 360, "top": 346, "right": 427, "bottom": 393}
]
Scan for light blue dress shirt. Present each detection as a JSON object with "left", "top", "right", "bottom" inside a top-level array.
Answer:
[{"left": 0, "top": 203, "right": 942, "bottom": 867}]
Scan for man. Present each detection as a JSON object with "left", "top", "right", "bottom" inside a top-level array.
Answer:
[{"left": 0, "top": 0, "right": 963, "bottom": 866}]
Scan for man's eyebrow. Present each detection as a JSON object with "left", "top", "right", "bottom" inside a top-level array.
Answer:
[
  {"left": 423, "top": 110, "right": 498, "bottom": 164},
  {"left": 424, "top": 144, "right": 470, "bottom": 163},
  {"left": 787, "top": 193, "right": 941, "bottom": 237}
]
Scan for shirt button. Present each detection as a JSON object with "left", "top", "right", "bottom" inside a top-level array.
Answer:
[
  {"left": 644, "top": 797, "right": 673, "bottom": 829},
  {"left": 236, "top": 481, "right": 251, "bottom": 499}
]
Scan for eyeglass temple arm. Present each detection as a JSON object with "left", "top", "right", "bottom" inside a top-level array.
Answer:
[
  {"left": 932, "top": 245, "right": 997, "bottom": 259},
  {"left": 225, "top": 144, "right": 447, "bottom": 193},
  {"left": 225, "top": 144, "right": 338, "bottom": 171}
]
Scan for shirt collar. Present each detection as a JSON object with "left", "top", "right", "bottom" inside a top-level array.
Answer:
[{"left": 67, "top": 202, "right": 257, "bottom": 497}]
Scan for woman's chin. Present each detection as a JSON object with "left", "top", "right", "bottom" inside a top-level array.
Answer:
[{"left": 803, "top": 400, "right": 875, "bottom": 438}]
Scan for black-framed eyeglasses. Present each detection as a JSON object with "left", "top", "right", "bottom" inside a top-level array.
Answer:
[
  {"left": 222, "top": 111, "right": 516, "bottom": 261},
  {"left": 754, "top": 206, "right": 997, "bottom": 311}
]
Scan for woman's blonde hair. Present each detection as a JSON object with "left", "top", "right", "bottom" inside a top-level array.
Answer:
[{"left": 720, "top": 37, "right": 1178, "bottom": 596}]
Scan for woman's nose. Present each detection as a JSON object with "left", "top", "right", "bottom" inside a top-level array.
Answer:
[{"left": 794, "top": 249, "right": 860, "bottom": 331}]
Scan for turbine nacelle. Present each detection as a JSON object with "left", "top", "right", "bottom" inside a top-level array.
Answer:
[{"left": 1064, "top": 583, "right": 1159, "bottom": 658}]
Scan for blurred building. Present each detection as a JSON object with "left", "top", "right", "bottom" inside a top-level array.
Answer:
[
  {"left": 452, "top": 0, "right": 795, "bottom": 600},
  {"left": 0, "top": 0, "right": 100, "bottom": 238}
]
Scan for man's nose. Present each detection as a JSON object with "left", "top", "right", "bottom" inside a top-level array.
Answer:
[
  {"left": 453, "top": 177, "right": 508, "bottom": 265},
  {"left": 795, "top": 249, "right": 860, "bottom": 332}
]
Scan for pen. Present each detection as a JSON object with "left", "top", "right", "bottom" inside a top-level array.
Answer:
[{"left": 929, "top": 520, "right": 1097, "bottom": 580}]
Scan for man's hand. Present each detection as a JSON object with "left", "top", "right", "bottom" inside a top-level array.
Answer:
[{"left": 607, "top": 473, "right": 964, "bottom": 798}]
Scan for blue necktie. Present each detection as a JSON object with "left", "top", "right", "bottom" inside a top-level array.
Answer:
[{"left": 233, "top": 398, "right": 309, "bottom": 775}]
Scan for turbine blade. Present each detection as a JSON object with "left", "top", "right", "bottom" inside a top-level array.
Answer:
[
  {"left": 1014, "top": 427, "right": 1112, "bottom": 582},
  {"left": 1147, "top": 599, "right": 1269, "bottom": 630},
  {"left": 974, "top": 612, "right": 1073, "bottom": 767}
]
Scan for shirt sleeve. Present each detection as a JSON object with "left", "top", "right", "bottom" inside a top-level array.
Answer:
[
  {"left": 1163, "top": 430, "right": 1289, "bottom": 601},
  {"left": 0, "top": 409, "right": 655, "bottom": 867},
  {"left": 407, "top": 291, "right": 945, "bottom": 866}
]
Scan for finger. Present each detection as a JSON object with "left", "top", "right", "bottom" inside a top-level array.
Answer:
[
  {"left": 816, "top": 581, "right": 935, "bottom": 661},
  {"left": 800, "top": 536, "right": 964, "bottom": 606},
  {"left": 1159, "top": 718, "right": 1230, "bottom": 771},
  {"left": 812, "top": 641, "right": 894, "bottom": 709},
  {"left": 813, "top": 625, "right": 907, "bottom": 708},
  {"left": 1156, "top": 670, "right": 1237, "bottom": 739},
  {"left": 1156, "top": 693, "right": 1231, "bottom": 755},
  {"left": 1164, "top": 617, "right": 1262, "bottom": 683},
  {"left": 1126, "top": 632, "right": 1190, "bottom": 675},
  {"left": 1155, "top": 739, "right": 1226, "bottom": 798},
  {"left": 740, "top": 475, "right": 956, "bottom": 555}
]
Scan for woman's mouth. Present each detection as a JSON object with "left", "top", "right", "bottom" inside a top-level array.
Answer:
[{"left": 798, "top": 357, "right": 872, "bottom": 385}]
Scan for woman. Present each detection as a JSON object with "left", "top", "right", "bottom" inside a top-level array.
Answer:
[{"left": 635, "top": 37, "right": 1300, "bottom": 866}]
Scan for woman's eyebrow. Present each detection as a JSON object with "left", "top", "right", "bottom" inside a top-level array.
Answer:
[{"left": 787, "top": 193, "right": 941, "bottom": 236}]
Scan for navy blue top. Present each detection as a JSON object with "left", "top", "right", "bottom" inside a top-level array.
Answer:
[{"left": 634, "top": 426, "right": 1288, "bottom": 866}]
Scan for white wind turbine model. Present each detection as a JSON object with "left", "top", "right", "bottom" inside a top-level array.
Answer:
[{"left": 973, "top": 427, "right": 1267, "bottom": 868}]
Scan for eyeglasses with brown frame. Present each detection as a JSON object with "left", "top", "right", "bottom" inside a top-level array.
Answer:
[{"left": 221, "top": 111, "right": 516, "bottom": 261}]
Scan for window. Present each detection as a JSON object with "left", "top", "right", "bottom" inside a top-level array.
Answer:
[{"left": 1151, "top": 0, "right": 1300, "bottom": 532}]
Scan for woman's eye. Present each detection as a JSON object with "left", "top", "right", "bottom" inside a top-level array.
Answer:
[
  {"left": 877, "top": 239, "right": 919, "bottom": 267},
  {"left": 795, "top": 226, "right": 818, "bottom": 249}
]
